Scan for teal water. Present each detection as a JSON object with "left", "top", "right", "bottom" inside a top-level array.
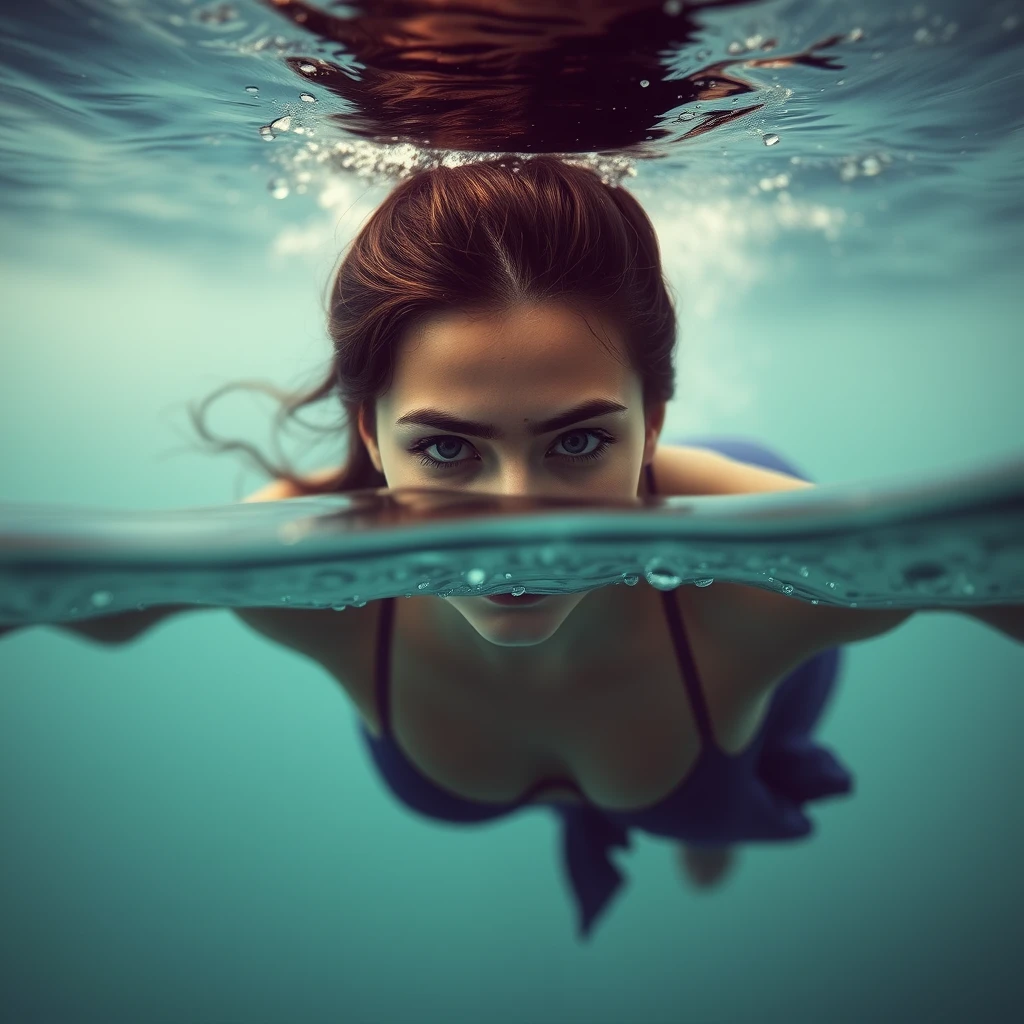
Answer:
[
  {"left": 1, "top": 1, "right": 1023, "bottom": 1022},
  {"left": 1, "top": 455, "right": 1023, "bottom": 622}
]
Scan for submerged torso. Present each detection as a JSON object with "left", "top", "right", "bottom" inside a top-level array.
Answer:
[
  {"left": 237, "top": 446, "right": 836, "bottom": 817},
  {"left": 317, "top": 459, "right": 816, "bottom": 815},
  {"left": 357, "top": 578, "right": 779, "bottom": 811}
]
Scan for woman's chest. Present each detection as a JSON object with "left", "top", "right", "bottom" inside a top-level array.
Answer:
[{"left": 355, "top": 586, "right": 780, "bottom": 810}]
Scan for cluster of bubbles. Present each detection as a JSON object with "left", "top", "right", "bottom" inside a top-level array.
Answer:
[{"left": 839, "top": 152, "right": 893, "bottom": 182}]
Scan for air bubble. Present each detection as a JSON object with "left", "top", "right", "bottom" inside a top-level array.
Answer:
[
  {"left": 300, "top": 92, "right": 316, "bottom": 102},
  {"left": 465, "top": 568, "right": 486, "bottom": 586},
  {"left": 621, "top": 574, "right": 640, "bottom": 586},
  {"left": 678, "top": 111, "right": 696, "bottom": 121},
  {"left": 510, "top": 586, "right": 527, "bottom": 597},
  {"left": 640, "top": 79, "right": 650, "bottom": 88},
  {"left": 694, "top": 578, "right": 714, "bottom": 588},
  {"left": 782, "top": 584, "right": 794, "bottom": 595},
  {"left": 727, "top": 41, "right": 746, "bottom": 55},
  {"left": 245, "top": 86, "right": 259, "bottom": 95},
  {"left": 763, "top": 133, "right": 780, "bottom": 146}
]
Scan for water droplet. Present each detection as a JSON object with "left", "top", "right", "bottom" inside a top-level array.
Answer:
[
  {"left": 694, "top": 578, "right": 714, "bottom": 588},
  {"left": 510, "top": 586, "right": 527, "bottom": 597},
  {"left": 678, "top": 111, "right": 696, "bottom": 121},
  {"left": 662, "top": 0, "right": 682, "bottom": 16},
  {"left": 299, "top": 92, "right": 315, "bottom": 103},
  {"left": 354, "top": 600, "right": 368, "bottom": 608},
  {"left": 271, "top": 115, "right": 291, "bottom": 132},
  {"left": 90, "top": 590, "right": 113, "bottom": 608},
  {"left": 259, "top": 125, "right": 275, "bottom": 141},
  {"left": 763, "top": 133, "right": 780, "bottom": 146},
  {"left": 299, "top": 62, "right": 317, "bottom": 73},
  {"left": 281, "top": 595, "right": 291, "bottom": 603},
  {"left": 417, "top": 581, "right": 430, "bottom": 590},
  {"left": 727, "top": 41, "right": 746, "bottom": 55},
  {"left": 782, "top": 584, "right": 794, "bottom": 595},
  {"left": 961, "top": 582, "right": 975, "bottom": 596},
  {"left": 826, "top": 581, "right": 837, "bottom": 589},
  {"left": 268, "top": 178, "right": 289, "bottom": 199},
  {"left": 811, "top": 600, "right": 819, "bottom": 605},
  {"left": 465, "top": 568, "right": 486, "bottom": 586},
  {"left": 504, "top": 573, "right": 512, "bottom": 579},
  {"left": 621, "top": 574, "right": 639, "bottom": 586},
  {"left": 640, "top": 79, "right": 650, "bottom": 88},
  {"left": 645, "top": 562, "right": 683, "bottom": 590},
  {"left": 861, "top": 156, "right": 882, "bottom": 176},
  {"left": 245, "top": 85, "right": 259, "bottom": 95},
  {"left": 799, "top": 567, "right": 810, "bottom": 577}
]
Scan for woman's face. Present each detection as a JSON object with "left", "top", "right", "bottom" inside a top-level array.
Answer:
[{"left": 358, "top": 300, "right": 665, "bottom": 666}]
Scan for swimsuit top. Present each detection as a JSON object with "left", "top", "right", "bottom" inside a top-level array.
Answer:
[{"left": 359, "top": 445, "right": 853, "bottom": 939}]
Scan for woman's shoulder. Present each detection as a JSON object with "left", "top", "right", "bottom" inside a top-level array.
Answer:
[
  {"left": 240, "top": 465, "right": 343, "bottom": 503},
  {"left": 236, "top": 465, "right": 384, "bottom": 727}
]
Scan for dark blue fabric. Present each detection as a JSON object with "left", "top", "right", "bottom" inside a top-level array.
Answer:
[{"left": 359, "top": 437, "right": 852, "bottom": 940}]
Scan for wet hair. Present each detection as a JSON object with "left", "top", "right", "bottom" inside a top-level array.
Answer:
[{"left": 186, "top": 156, "right": 679, "bottom": 497}]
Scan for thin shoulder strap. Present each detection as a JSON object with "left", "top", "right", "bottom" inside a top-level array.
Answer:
[
  {"left": 645, "top": 461, "right": 716, "bottom": 745},
  {"left": 374, "top": 596, "right": 396, "bottom": 739}
]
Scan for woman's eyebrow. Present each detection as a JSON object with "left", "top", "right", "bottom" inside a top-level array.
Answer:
[{"left": 394, "top": 399, "right": 628, "bottom": 439}]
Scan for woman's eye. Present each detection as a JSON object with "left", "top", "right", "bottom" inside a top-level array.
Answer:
[{"left": 408, "top": 428, "right": 617, "bottom": 471}]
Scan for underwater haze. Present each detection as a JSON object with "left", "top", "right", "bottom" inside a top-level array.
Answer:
[{"left": 1, "top": 1, "right": 1023, "bottom": 1023}]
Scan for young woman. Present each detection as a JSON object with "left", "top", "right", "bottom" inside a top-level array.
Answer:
[{"left": 25, "top": 157, "right": 1010, "bottom": 940}]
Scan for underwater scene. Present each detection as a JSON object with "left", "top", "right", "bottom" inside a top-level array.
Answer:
[{"left": 1, "top": 1, "right": 1023, "bottom": 1022}]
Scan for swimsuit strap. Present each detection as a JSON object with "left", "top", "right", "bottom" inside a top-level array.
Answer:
[
  {"left": 645, "top": 460, "right": 716, "bottom": 746},
  {"left": 374, "top": 595, "right": 396, "bottom": 739}
]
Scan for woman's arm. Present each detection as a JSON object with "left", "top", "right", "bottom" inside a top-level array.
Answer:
[{"left": 1, "top": 605, "right": 203, "bottom": 645}]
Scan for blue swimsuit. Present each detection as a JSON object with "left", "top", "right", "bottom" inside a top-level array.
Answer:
[{"left": 359, "top": 438, "right": 853, "bottom": 939}]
